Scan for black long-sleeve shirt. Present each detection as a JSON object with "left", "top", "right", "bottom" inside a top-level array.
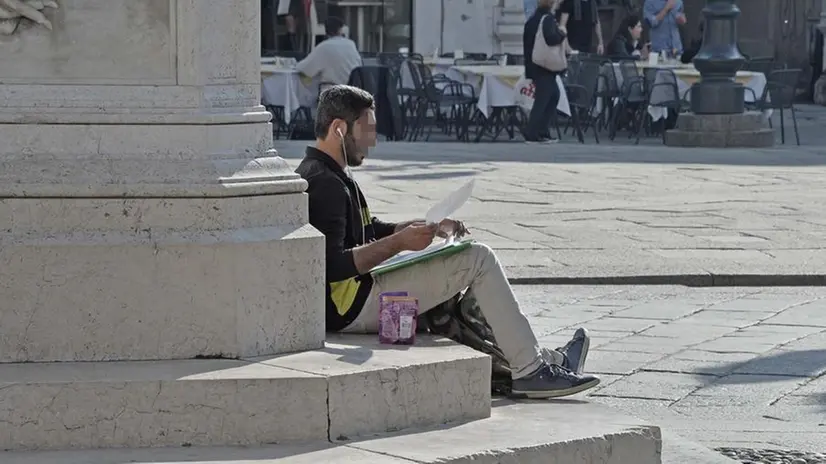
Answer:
[{"left": 295, "top": 146, "right": 396, "bottom": 331}]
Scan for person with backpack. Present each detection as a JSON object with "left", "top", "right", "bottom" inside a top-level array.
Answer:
[{"left": 522, "top": 0, "right": 567, "bottom": 143}]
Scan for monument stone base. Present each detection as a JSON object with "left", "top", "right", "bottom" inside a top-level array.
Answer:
[
  {"left": 0, "top": 336, "right": 491, "bottom": 451},
  {"left": 664, "top": 112, "right": 775, "bottom": 148}
]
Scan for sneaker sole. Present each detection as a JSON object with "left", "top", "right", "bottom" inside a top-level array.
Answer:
[{"left": 510, "top": 377, "right": 601, "bottom": 400}]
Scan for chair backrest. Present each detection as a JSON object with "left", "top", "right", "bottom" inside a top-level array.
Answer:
[
  {"left": 598, "top": 63, "right": 620, "bottom": 96},
  {"left": 507, "top": 54, "right": 525, "bottom": 65},
  {"left": 618, "top": 59, "right": 640, "bottom": 82},
  {"left": 647, "top": 69, "right": 680, "bottom": 106},
  {"left": 762, "top": 68, "right": 801, "bottom": 109},
  {"left": 746, "top": 57, "right": 776, "bottom": 75},
  {"left": 378, "top": 52, "right": 404, "bottom": 66},
  {"left": 570, "top": 60, "right": 602, "bottom": 106}
]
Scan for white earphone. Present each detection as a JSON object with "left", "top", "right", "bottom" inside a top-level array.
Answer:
[{"left": 337, "top": 125, "right": 365, "bottom": 243}]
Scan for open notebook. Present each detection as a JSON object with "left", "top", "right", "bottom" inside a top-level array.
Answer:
[{"left": 370, "top": 238, "right": 474, "bottom": 276}]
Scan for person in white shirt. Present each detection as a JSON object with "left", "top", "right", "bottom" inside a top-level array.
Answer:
[{"left": 296, "top": 17, "right": 362, "bottom": 85}]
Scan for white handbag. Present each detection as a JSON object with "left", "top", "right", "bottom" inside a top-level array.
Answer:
[{"left": 532, "top": 15, "right": 568, "bottom": 72}]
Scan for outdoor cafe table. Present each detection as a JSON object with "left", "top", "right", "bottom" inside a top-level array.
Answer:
[
  {"left": 443, "top": 64, "right": 570, "bottom": 141},
  {"left": 446, "top": 65, "right": 571, "bottom": 118},
  {"left": 261, "top": 64, "right": 318, "bottom": 124}
]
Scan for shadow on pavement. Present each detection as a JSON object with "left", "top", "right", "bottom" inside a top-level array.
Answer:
[{"left": 697, "top": 349, "right": 826, "bottom": 408}]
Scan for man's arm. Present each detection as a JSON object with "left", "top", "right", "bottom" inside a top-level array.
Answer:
[
  {"left": 644, "top": 0, "right": 672, "bottom": 28},
  {"left": 307, "top": 176, "right": 403, "bottom": 280},
  {"left": 371, "top": 217, "right": 397, "bottom": 240},
  {"left": 557, "top": 0, "right": 571, "bottom": 30},
  {"left": 595, "top": 20, "right": 604, "bottom": 52},
  {"left": 295, "top": 45, "right": 323, "bottom": 78}
]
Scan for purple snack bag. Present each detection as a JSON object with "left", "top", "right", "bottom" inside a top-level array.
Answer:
[{"left": 378, "top": 292, "right": 418, "bottom": 345}]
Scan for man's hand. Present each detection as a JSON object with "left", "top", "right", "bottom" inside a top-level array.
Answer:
[
  {"left": 665, "top": 0, "right": 677, "bottom": 11},
  {"left": 676, "top": 13, "right": 686, "bottom": 25},
  {"left": 438, "top": 219, "right": 469, "bottom": 238},
  {"left": 394, "top": 223, "right": 438, "bottom": 251},
  {"left": 596, "top": 43, "right": 604, "bottom": 55}
]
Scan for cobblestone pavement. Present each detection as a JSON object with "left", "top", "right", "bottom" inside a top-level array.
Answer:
[
  {"left": 275, "top": 139, "right": 826, "bottom": 282},
  {"left": 516, "top": 285, "right": 826, "bottom": 456}
]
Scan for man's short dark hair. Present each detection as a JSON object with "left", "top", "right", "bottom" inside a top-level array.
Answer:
[
  {"left": 325, "top": 17, "right": 344, "bottom": 36},
  {"left": 315, "top": 85, "right": 375, "bottom": 139}
]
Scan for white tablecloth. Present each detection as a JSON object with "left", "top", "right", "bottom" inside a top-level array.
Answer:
[
  {"left": 261, "top": 69, "right": 319, "bottom": 123},
  {"left": 446, "top": 66, "right": 571, "bottom": 117}
]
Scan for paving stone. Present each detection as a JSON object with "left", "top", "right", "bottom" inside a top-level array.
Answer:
[
  {"left": 695, "top": 336, "right": 783, "bottom": 354},
  {"left": 683, "top": 374, "right": 806, "bottom": 406},
  {"left": 640, "top": 322, "right": 737, "bottom": 343},
  {"left": 705, "top": 297, "right": 814, "bottom": 312},
  {"left": 580, "top": 317, "right": 664, "bottom": 333},
  {"left": 593, "top": 371, "right": 712, "bottom": 401},
  {"left": 644, "top": 352, "right": 758, "bottom": 376},
  {"left": 764, "top": 302, "right": 826, "bottom": 328},
  {"left": 613, "top": 302, "right": 706, "bottom": 320},
  {"left": 585, "top": 350, "right": 667, "bottom": 375},
  {"left": 678, "top": 310, "right": 778, "bottom": 328}
]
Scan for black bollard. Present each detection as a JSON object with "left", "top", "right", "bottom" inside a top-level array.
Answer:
[{"left": 689, "top": 0, "right": 746, "bottom": 114}]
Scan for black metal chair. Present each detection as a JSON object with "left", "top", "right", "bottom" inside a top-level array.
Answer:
[
  {"left": 405, "top": 61, "right": 474, "bottom": 141},
  {"left": 747, "top": 68, "right": 802, "bottom": 145},
  {"left": 638, "top": 69, "right": 685, "bottom": 144},
  {"left": 506, "top": 54, "right": 525, "bottom": 66},
  {"left": 744, "top": 57, "right": 777, "bottom": 75},
  {"left": 564, "top": 60, "right": 603, "bottom": 143},
  {"left": 610, "top": 60, "right": 646, "bottom": 140}
]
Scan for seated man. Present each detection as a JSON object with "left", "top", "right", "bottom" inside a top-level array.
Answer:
[
  {"left": 295, "top": 16, "right": 361, "bottom": 86},
  {"left": 295, "top": 85, "right": 600, "bottom": 399}
]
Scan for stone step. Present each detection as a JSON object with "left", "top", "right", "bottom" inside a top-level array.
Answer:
[
  {"left": 0, "top": 335, "right": 490, "bottom": 451},
  {"left": 1, "top": 400, "right": 662, "bottom": 463}
]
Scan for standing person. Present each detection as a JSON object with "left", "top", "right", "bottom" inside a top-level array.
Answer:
[
  {"left": 522, "top": 0, "right": 566, "bottom": 144},
  {"left": 295, "top": 17, "right": 362, "bottom": 85},
  {"left": 296, "top": 84, "right": 600, "bottom": 399},
  {"left": 644, "top": 0, "right": 686, "bottom": 58},
  {"left": 557, "top": 0, "right": 604, "bottom": 54}
]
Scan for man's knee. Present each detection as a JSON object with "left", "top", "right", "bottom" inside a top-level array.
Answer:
[{"left": 468, "top": 241, "right": 499, "bottom": 267}]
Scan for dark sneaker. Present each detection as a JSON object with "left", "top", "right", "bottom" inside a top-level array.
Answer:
[
  {"left": 511, "top": 363, "right": 600, "bottom": 399},
  {"left": 556, "top": 327, "right": 591, "bottom": 374}
]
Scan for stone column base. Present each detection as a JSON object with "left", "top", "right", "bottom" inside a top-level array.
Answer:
[
  {"left": 664, "top": 112, "right": 775, "bottom": 148},
  {"left": 0, "top": 122, "right": 326, "bottom": 362}
]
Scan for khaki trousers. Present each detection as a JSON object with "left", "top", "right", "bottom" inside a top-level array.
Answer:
[{"left": 342, "top": 242, "right": 550, "bottom": 378}]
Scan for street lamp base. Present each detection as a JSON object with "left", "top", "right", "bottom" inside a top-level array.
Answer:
[
  {"left": 690, "top": 81, "right": 746, "bottom": 114},
  {"left": 664, "top": 112, "right": 774, "bottom": 148}
]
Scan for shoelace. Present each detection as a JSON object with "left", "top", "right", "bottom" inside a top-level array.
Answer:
[{"left": 549, "top": 363, "right": 580, "bottom": 380}]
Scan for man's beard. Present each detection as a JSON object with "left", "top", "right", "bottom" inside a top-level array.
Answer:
[{"left": 343, "top": 135, "right": 366, "bottom": 167}]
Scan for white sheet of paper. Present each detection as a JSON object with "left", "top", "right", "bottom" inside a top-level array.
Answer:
[
  {"left": 277, "top": 0, "right": 290, "bottom": 16},
  {"left": 425, "top": 179, "right": 475, "bottom": 225}
]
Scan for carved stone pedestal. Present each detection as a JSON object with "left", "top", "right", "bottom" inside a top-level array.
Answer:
[{"left": 664, "top": 112, "right": 774, "bottom": 148}]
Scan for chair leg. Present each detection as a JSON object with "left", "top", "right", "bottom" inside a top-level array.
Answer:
[
  {"left": 791, "top": 106, "right": 800, "bottom": 146},
  {"left": 634, "top": 108, "right": 646, "bottom": 145},
  {"left": 779, "top": 108, "right": 785, "bottom": 144},
  {"left": 609, "top": 102, "right": 623, "bottom": 140}
]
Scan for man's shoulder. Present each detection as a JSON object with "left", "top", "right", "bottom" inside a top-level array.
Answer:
[{"left": 296, "top": 158, "right": 347, "bottom": 193}]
